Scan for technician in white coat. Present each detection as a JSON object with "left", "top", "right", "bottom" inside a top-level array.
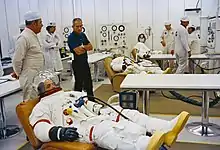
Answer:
[
  {"left": 188, "top": 25, "right": 200, "bottom": 73},
  {"left": 29, "top": 71, "right": 190, "bottom": 150},
  {"left": 12, "top": 11, "right": 44, "bottom": 101},
  {"left": 161, "top": 21, "right": 175, "bottom": 68},
  {"left": 43, "top": 22, "right": 63, "bottom": 72},
  {"left": 174, "top": 17, "right": 191, "bottom": 74}
]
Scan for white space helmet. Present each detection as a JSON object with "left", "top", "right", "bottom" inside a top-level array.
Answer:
[{"left": 33, "top": 70, "right": 60, "bottom": 95}]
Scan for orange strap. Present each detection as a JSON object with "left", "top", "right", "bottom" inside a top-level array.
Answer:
[
  {"left": 116, "top": 109, "right": 124, "bottom": 122},
  {"left": 32, "top": 119, "right": 51, "bottom": 129},
  {"left": 89, "top": 126, "right": 94, "bottom": 142}
]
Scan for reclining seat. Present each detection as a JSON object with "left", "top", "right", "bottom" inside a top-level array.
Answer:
[
  {"left": 104, "top": 57, "right": 127, "bottom": 92},
  {"left": 16, "top": 98, "right": 95, "bottom": 150}
]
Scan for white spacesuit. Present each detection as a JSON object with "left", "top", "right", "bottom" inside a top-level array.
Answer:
[
  {"left": 133, "top": 42, "right": 163, "bottom": 62},
  {"left": 29, "top": 72, "right": 190, "bottom": 150},
  {"left": 111, "top": 56, "right": 171, "bottom": 74}
]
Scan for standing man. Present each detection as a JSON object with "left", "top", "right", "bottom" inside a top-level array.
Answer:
[
  {"left": 43, "top": 22, "right": 63, "bottom": 72},
  {"left": 161, "top": 21, "right": 175, "bottom": 68},
  {"left": 12, "top": 11, "right": 44, "bottom": 101},
  {"left": 174, "top": 16, "right": 191, "bottom": 74},
  {"left": 67, "top": 18, "right": 94, "bottom": 101},
  {"left": 188, "top": 25, "right": 200, "bottom": 73}
]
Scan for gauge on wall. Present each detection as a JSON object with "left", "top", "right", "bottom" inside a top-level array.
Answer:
[
  {"left": 113, "top": 35, "right": 119, "bottom": 41},
  {"left": 112, "top": 25, "right": 117, "bottom": 31},
  {"left": 118, "top": 25, "right": 125, "bottom": 32},
  {"left": 101, "top": 26, "right": 107, "bottom": 32},
  {"left": 102, "top": 32, "right": 107, "bottom": 37},
  {"left": 65, "top": 34, "right": 69, "bottom": 38},
  {"left": 64, "top": 27, "right": 69, "bottom": 33}
]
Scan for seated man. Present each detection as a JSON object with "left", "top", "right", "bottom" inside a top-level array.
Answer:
[
  {"left": 30, "top": 71, "right": 189, "bottom": 150},
  {"left": 111, "top": 54, "right": 171, "bottom": 74}
]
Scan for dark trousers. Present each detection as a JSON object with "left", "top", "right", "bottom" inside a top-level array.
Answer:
[{"left": 72, "top": 60, "right": 94, "bottom": 100}]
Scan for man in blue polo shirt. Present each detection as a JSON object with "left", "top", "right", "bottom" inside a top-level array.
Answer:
[{"left": 68, "top": 18, "right": 94, "bottom": 101}]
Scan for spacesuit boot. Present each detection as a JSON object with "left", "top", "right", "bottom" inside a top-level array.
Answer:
[
  {"left": 162, "top": 68, "right": 172, "bottom": 74},
  {"left": 146, "top": 131, "right": 166, "bottom": 150},
  {"left": 122, "top": 110, "right": 189, "bottom": 147},
  {"left": 142, "top": 111, "right": 190, "bottom": 147},
  {"left": 146, "top": 71, "right": 153, "bottom": 74}
]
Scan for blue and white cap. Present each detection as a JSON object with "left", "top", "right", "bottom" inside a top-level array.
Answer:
[
  {"left": 181, "top": 16, "right": 189, "bottom": 22},
  {"left": 47, "top": 22, "right": 56, "bottom": 27},
  {"left": 164, "top": 21, "right": 171, "bottom": 26}
]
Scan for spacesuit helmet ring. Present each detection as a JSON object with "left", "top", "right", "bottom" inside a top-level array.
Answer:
[{"left": 33, "top": 70, "right": 60, "bottom": 95}]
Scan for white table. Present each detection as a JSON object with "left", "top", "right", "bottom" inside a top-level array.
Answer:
[
  {"left": 0, "top": 75, "right": 21, "bottom": 139},
  {"left": 68, "top": 52, "right": 112, "bottom": 82},
  {"left": 88, "top": 52, "right": 112, "bottom": 82},
  {"left": 120, "top": 74, "right": 220, "bottom": 137},
  {"left": 149, "top": 54, "right": 220, "bottom": 61}
]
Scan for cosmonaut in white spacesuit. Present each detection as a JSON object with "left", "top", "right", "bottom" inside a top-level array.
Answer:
[
  {"left": 110, "top": 54, "right": 171, "bottom": 74},
  {"left": 132, "top": 42, "right": 163, "bottom": 62},
  {"left": 29, "top": 71, "right": 189, "bottom": 150}
]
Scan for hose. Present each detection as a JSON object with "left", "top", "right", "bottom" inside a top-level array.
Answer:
[
  {"left": 81, "top": 95, "right": 131, "bottom": 121},
  {"left": 168, "top": 91, "right": 220, "bottom": 108}
]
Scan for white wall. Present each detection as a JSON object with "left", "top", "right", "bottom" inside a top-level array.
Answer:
[{"left": 0, "top": 0, "right": 217, "bottom": 57}]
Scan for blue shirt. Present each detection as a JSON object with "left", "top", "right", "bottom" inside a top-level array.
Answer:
[{"left": 67, "top": 32, "right": 90, "bottom": 62}]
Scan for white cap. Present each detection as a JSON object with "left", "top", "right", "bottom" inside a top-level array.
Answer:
[
  {"left": 47, "top": 22, "right": 56, "bottom": 27},
  {"left": 188, "top": 24, "right": 195, "bottom": 28},
  {"left": 24, "top": 11, "right": 41, "bottom": 21},
  {"left": 181, "top": 16, "right": 189, "bottom": 22},
  {"left": 164, "top": 21, "right": 171, "bottom": 26},
  {"left": 19, "top": 23, "right": 25, "bottom": 29}
]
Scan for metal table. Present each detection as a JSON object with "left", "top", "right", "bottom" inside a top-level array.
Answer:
[
  {"left": 0, "top": 76, "right": 22, "bottom": 139},
  {"left": 120, "top": 74, "right": 220, "bottom": 137}
]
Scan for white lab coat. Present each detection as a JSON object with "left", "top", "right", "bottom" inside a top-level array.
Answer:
[
  {"left": 0, "top": 60, "right": 3, "bottom": 76},
  {"left": 12, "top": 28, "right": 44, "bottom": 100},
  {"left": 174, "top": 25, "right": 191, "bottom": 74},
  {"left": 42, "top": 32, "right": 63, "bottom": 72},
  {"left": 29, "top": 90, "right": 177, "bottom": 150},
  {"left": 161, "top": 28, "right": 175, "bottom": 53}
]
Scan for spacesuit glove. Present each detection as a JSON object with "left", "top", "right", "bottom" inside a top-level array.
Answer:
[
  {"left": 143, "top": 54, "right": 151, "bottom": 59},
  {"left": 74, "top": 97, "right": 85, "bottom": 108},
  {"left": 122, "top": 64, "right": 127, "bottom": 71},
  {"left": 49, "top": 126, "right": 79, "bottom": 142}
]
